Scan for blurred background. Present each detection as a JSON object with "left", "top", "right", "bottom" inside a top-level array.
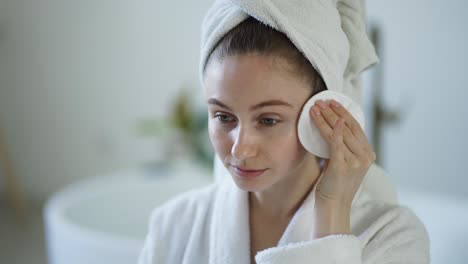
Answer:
[{"left": 0, "top": 0, "right": 467, "bottom": 263}]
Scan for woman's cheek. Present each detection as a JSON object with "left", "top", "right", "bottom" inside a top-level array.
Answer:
[
  {"left": 208, "top": 122, "right": 231, "bottom": 157},
  {"left": 273, "top": 126, "right": 303, "bottom": 159},
  {"left": 262, "top": 122, "right": 293, "bottom": 139}
]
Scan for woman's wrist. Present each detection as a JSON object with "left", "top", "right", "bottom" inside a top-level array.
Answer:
[{"left": 312, "top": 196, "right": 351, "bottom": 239}]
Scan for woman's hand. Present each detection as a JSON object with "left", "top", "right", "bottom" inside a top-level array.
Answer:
[{"left": 309, "top": 99, "right": 376, "bottom": 238}]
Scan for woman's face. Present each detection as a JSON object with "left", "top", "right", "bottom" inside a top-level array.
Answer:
[{"left": 204, "top": 54, "right": 317, "bottom": 192}]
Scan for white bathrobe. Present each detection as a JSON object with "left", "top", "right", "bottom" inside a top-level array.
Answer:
[{"left": 138, "top": 164, "right": 430, "bottom": 264}]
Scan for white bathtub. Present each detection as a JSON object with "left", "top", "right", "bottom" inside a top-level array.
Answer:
[
  {"left": 44, "top": 159, "right": 213, "bottom": 264},
  {"left": 44, "top": 161, "right": 468, "bottom": 264}
]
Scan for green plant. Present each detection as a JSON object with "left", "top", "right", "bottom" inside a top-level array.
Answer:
[{"left": 135, "top": 90, "right": 214, "bottom": 168}]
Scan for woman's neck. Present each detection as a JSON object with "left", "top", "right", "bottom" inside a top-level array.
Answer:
[{"left": 249, "top": 156, "right": 321, "bottom": 220}]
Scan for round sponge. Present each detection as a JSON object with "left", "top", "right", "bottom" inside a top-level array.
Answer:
[{"left": 297, "top": 90, "right": 365, "bottom": 158}]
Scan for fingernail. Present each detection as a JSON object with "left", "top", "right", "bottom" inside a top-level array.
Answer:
[
  {"left": 331, "top": 100, "right": 340, "bottom": 108},
  {"left": 312, "top": 105, "right": 321, "bottom": 116},
  {"left": 317, "top": 100, "right": 328, "bottom": 109}
]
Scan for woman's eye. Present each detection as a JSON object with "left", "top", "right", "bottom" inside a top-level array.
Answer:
[
  {"left": 215, "top": 114, "right": 235, "bottom": 123},
  {"left": 260, "top": 118, "right": 278, "bottom": 126}
]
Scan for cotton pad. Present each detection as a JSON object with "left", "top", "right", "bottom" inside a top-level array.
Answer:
[{"left": 297, "top": 90, "right": 365, "bottom": 159}]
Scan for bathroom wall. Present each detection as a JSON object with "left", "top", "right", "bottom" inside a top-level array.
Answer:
[
  {"left": 366, "top": 0, "right": 468, "bottom": 198},
  {"left": 0, "top": 0, "right": 212, "bottom": 201}
]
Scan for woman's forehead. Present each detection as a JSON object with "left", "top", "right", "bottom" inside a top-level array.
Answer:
[{"left": 204, "top": 54, "right": 311, "bottom": 107}]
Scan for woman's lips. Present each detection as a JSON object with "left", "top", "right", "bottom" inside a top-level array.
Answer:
[{"left": 231, "top": 165, "right": 267, "bottom": 178}]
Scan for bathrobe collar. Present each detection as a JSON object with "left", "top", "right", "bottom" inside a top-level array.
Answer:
[
  {"left": 210, "top": 176, "right": 251, "bottom": 264},
  {"left": 210, "top": 175, "right": 363, "bottom": 263}
]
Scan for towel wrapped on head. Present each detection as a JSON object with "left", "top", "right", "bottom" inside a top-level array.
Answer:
[{"left": 199, "top": 0, "right": 379, "bottom": 104}]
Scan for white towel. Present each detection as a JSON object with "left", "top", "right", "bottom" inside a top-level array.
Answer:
[{"left": 199, "top": 0, "right": 379, "bottom": 104}]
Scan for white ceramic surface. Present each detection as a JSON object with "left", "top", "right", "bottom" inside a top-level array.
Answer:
[{"left": 43, "top": 159, "right": 213, "bottom": 264}]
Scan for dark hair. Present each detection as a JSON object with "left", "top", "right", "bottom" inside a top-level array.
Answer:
[{"left": 205, "top": 16, "right": 327, "bottom": 96}]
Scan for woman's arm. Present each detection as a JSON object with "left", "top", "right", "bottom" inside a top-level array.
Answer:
[{"left": 254, "top": 205, "right": 430, "bottom": 264}]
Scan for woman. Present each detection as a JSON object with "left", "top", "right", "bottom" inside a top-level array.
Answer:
[{"left": 139, "top": 2, "right": 429, "bottom": 264}]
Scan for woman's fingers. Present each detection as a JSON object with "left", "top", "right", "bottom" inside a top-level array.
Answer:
[
  {"left": 310, "top": 106, "right": 355, "bottom": 161},
  {"left": 328, "top": 99, "right": 368, "bottom": 144},
  {"left": 331, "top": 118, "right": 357, "bottom": 163},
  {"left": 310, "top": 105, "right": 333, "bottom": 142},
  {"left": 330, "top": 117, "right": 345, "bottom": 161},
  {"left": 328, "top": 100, "right": 376, "bottom": 162},
  {"left": 315, "top": 100, "right": 368, "bottom": 156}
]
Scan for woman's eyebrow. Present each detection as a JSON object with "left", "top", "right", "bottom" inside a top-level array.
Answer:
[{"left": 207, "top": 98, "right": 293, "bottom": 111}]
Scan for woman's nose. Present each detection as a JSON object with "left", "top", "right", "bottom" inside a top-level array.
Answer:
[{"left": 231, "top": 126, "right": 258, "bottom": 160}]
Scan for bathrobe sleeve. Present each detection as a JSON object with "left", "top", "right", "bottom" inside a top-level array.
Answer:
[{"left": 255, "top": 207, "right": 430, "bottom": 264}]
